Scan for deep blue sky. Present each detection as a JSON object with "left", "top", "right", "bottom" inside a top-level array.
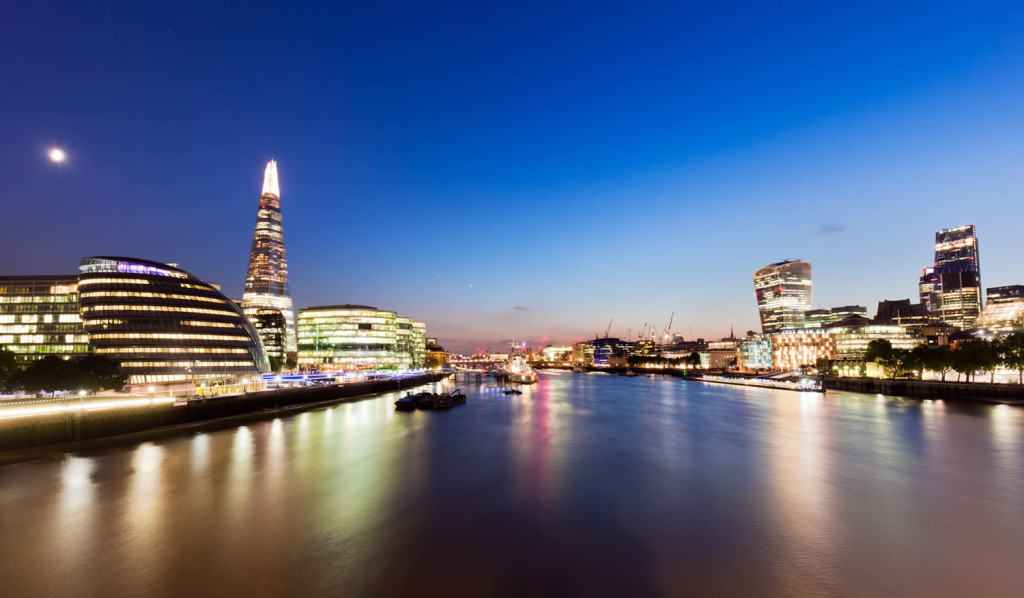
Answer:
[{"left": 3, "top": 1, "right": 1023, "bottom": 352}]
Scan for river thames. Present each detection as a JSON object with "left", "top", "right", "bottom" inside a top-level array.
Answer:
[{"left": 1, "top": 373, "right": 1022, "bottom": 597}]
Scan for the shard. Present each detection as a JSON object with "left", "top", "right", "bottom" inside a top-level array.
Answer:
[{"left": 242, "top": 160, "right": 296, "bottom": 354}]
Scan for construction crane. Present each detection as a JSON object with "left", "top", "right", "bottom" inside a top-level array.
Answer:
[
  {"left": 662, "top": 312, "right": 674, "bottom": 344},
  {"left": 604, "top": 319, "right": 613, "bottom": 338}
]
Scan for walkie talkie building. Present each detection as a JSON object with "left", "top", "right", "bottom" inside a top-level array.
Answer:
[
  {"left": 242, "top": 160, "right": 296, "bottom": 353},
  {"left": 753, "top": 260, "right": 812, "bottom": 334}
]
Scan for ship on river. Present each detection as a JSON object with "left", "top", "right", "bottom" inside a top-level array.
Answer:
[{"left": 504, "top": 346, "right": 538, "bottom": 384}]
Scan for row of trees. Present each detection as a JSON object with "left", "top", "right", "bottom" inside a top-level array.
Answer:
[
  {"left": 864, "top": 333, "right": 1024, "bottom": 383},
  {"left": 0, "top": 350, "right": 127, "bottom": 394}
]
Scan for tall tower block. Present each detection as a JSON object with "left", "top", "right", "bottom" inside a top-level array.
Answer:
[{"left": 242, "top": 160, "right": 296, "bottom": 354}]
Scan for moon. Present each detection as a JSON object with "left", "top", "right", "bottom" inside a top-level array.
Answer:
[{"left": 48, "top": 148, "right": 67, "bottom": 163}]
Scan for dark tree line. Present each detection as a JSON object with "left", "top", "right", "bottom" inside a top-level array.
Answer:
[
  {"left": 0, "top": 350, "right": 127, "bottom": 394},
  {"left": 865, "top": 333, "right": 1024, "bottom": 383}
]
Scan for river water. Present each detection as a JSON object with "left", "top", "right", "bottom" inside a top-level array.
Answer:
[{"left": 1, "top": 373, "right": 1022, "bottom": 597}]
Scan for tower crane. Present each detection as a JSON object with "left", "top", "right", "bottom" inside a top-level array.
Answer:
[
  {"left": 604, "top": 319, "right": 613, "bottom": 338},
  {"left": 662, "top": 312, "right": 674, "bottom": 344}
]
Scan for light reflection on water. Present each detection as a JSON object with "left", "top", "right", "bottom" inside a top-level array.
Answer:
[{"left": 0, "top": 375, "right": 1023, "bottom": 597}]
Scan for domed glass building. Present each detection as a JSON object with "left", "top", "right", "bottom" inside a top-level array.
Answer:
[{"left": 78, "top": 257, "right": 269, "bottom": 390}]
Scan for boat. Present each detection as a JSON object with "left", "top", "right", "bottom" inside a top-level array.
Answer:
[
  {"left": 502, "top": 388, "right": 522, "bottom": 395},
  {"left": 396, "top": 389, "right": 467, "bottom": 411},
  {"left": 395, "top": 390, "right": 432, "bottom": 411},
  {"left": 624, "top": 368, "right": 638, "bottom": 377},
  {"left": 571, "top": 365, "right": 586, "bottom": 373},
  {"left": 504, "top": 346, "right": 538, "bottom": 384},
  {"left": 433, "top": 389, "right": 467, "bottom": 410}
]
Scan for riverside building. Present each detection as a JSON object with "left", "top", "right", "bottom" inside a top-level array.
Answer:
[
  {"left": 973, "top": 286, "right": 1024, "bottom": 334},
  {"left": 242, "top": 160, "right": 297, "bottom": 354},
  {"left": 77, "top": 257, "right": 270, "bottom": 390},
  {"left": 769, "top": 329, "right": 834, "bottom": 371},
  {"left": 296, "top": 305, "right": 426, "bottom": 372},
  {"left": 0, "top": 276, "right": 89, "bottom": 366},
  {"left": 753, "top": 260, "right": 812, "bottom": 333}
]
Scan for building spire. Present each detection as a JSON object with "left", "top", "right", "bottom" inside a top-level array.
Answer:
[{"left": 262, "top": 160, "right": 279, "bottom": 197}]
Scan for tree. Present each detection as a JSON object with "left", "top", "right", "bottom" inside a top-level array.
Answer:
[
  {"left": 918, "top": 344, "right": 954, "bottom": 382},
  {"left": 425, "top": 357, "right": 442, "bottom": 369},
  {"left": 901, "top": 346, "right": 926, "bottom": 379},
  {"left": 268, "top": 356, "right": 282, "bottom": 373},
  {"left": 865, "top": 339, "right": 900, "bottom": 378},
  {"left": 685, "top": 352, "right": 702, "bottom": 368},
  {"left": 77, "top": 354, "right": 128, "bottom": 392},
  {"left": 1000, "top": 332, "right": 1024, "bottom": 384},
  {"left": 980, "top": 337, "right": 1002, "bottom": 383},
  {"left": 17, "top": 356, "right": 80, "bottom": 394},
  {"left": 951, "top": 339, "right": 997, "bottom": 383},
  {"left": 0, "top": 348, "right": 18, "bottom": 392}
]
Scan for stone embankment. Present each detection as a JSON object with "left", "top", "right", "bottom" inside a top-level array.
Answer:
[
  {"left": 0, "top": 373, "right": 446, "bottom": 453},
  {"left": 824, "top": 376, "right": 1024, "bottom": 405}
]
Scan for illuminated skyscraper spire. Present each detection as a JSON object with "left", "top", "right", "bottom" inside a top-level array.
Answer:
[
  {"left": 243, "top": 160, "right": 296, "bottom": 354},
  {"left": 262, "top": 159, "right": 280, "bottom": 197}
]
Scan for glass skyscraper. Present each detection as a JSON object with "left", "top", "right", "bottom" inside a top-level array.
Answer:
[
  {"left": 933, "top": 224, "right": 981, "bottom": 328},
  {"left": 242, "top": 160, "right": 296, "bottom": 353},
  {"left": 753, "top": 260, "right": 812, "bottom": 334}
]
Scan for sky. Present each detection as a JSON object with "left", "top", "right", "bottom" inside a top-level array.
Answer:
[{"left": 2, "top": 1, "right": 1023, "bottom": 353}]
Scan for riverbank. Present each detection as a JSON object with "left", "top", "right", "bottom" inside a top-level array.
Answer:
[
  {"left": 824, "top": 376, "right": 1024, "bottom": 405},
  {"left": 0, "top": 372, "right": 446, "bottom": 455}
]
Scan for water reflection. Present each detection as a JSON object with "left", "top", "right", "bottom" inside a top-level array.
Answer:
[{"left": 1, "top": 378, "right": 1022, "bottom": 597}]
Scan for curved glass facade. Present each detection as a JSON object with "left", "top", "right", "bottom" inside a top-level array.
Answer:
[
  {"left": 78, "top": 257, "right": 270, "bottom": 387},
  {"left": 297, "top": 305, "right": 426, "bottom": 372},
  {"left": 753, "top": 260, "right": 812, "bottom": 334}
]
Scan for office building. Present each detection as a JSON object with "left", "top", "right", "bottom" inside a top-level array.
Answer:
[
  {"left": 829, "top": 324, "right": 923, "bottom": 361},
  {"left": 873, "top": 299, "right": 934, "bottom": 328},
  {"left": 425, "top": 338, "right": 448, "bottom": 367},
  {"left": 739, "top": 336, "right": 772, "bottom": 369},
  {"left": 242, "top": 160, "right": 296, "bottom": 353},
  {"left": 78, "top": 257, "right": 269, "bottom": 389},
  {"left": 987, "top": 285, "right": 1024, "bottom": 304},
  {"left": 919, "top": 267, "right": 939, "bottom": 312},
  {"left": 253, "top": 308, "right": 286, "bottom": 364},
  {"left": 769, "top": 329, "right": 834, "bottom": 370},
  {"left": 933, "top": 225, "right": 982, "bottom": 328},
  {"left": 753, "top": 260, "right": 812, "bottom": 333},
  {"left": 411, "top": 321, "right": 426, "bottom": 368},
  {"left": 974, "top": 286, "right": 1024, "bottom": 334},
  {"left": 296, "top": 305, "right": 426, "bottom": 372},
  {"left": 805, "top": 305, "right": 868, "bottom": 328},
  {"left": 0, "top": 276, "right": 89, "bottom": 366},
  {"left": 706, "top": 339, "right": 741, "bottom": 369}
]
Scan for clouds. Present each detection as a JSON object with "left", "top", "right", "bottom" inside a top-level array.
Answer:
[
  {"left": 819, "top": 224, "right": 847, "bottom": 236},
  {"left": 513, "top": 306, "right": 528, "bottom": 311}
]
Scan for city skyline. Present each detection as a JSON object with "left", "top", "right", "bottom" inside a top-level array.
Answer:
[{"left": 4, "top": 3, "right": 1024, "bottom": 353}]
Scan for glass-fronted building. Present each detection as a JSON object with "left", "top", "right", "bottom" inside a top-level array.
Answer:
[
  {"left": 253, "top": 308, "right": 286, "bottom": 365},
  {"left": 0, "top": 276, "right": 89, "bottom": 366},
  {"left": 242, "top": 160, "right": 296, "bottom": 353},
  {"left": 933, "top": 225, "right": 982, "bottom": 328},
  {"left": 770, "top": 329, "right": 834, "bottom": 371},
  {"left": 78, "top": 257, "right": 269, "bottom": 389},
  {"left": 828, "top": 324, "right": 923, "bottom": 361},
  {"left": 740, "top": 336, "right": 773, "bottom": 369},
  {"left": 297, "top": 305, "right": 426, "bottom": 372},
  {"left": 753, "top": 260, "right": 812, "bottom": 334},
  {"left": 411, "top": 321, "right": 426, "bottom": 368}
]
